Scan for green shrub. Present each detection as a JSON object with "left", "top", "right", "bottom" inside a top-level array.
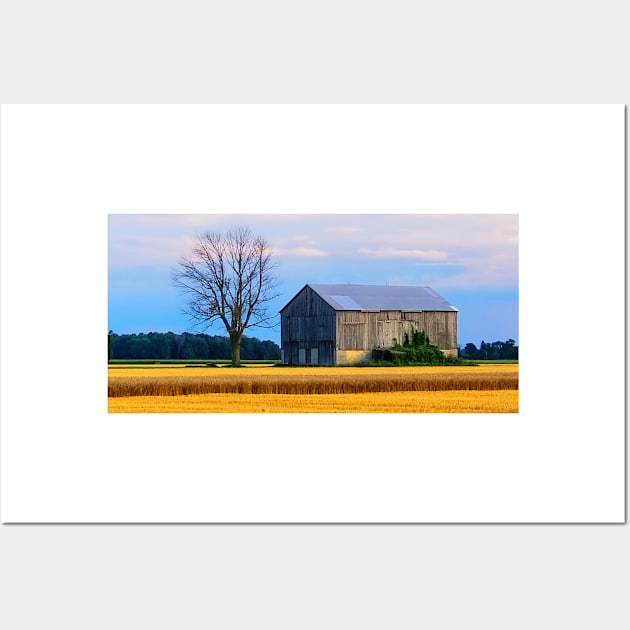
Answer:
[{"left": 384, "top": 328, "right": 474, "bottom": 366}]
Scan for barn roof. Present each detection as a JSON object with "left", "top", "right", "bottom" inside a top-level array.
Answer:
[{"left": 301, "top": 284, "right": 458, "bottom": 312}]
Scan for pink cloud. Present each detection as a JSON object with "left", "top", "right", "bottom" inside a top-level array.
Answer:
[{"left": 357, "top": 247, "right": 448, "bottom": 261}]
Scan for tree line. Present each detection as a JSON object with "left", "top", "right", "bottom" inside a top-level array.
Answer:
[
  {"left": 109, "top": 331, "right": 281, "bottom": 361},
  {"left": 109, "top": 331, "right": 517, "bottom": 362},
  {"left": 459, "top": 339, "right": 518, "bottom": 360}
]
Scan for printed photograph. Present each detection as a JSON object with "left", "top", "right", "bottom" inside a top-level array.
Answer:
[
  {"left": 108, "top": 213, "right": 518, "bottom": 413},
  {"left": 4, "top": 104, "right": 621, "bottom": 524}
]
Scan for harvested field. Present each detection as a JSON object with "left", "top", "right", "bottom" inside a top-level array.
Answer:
[
  {"left": 108, "top": 389, "right": 518, "bottom": 413},
  {"left": 108, "top": 365, "right": 518, "bottom": 413}
]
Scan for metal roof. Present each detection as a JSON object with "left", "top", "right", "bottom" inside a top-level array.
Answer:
[{"left": 306, "top": 284, "right": 458, "bottom": 312}]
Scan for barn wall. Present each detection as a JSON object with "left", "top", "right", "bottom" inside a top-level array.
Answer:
[
  {"left": 280, "top": 286, "right": 337, "bottom": 365},
  {"left": 336, "top": 310, "right": 458, "bottom": 358}
]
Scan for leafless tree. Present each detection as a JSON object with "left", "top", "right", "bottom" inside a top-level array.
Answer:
[{"left": 172, "top": 226, "right": 279, "bottom": 366}]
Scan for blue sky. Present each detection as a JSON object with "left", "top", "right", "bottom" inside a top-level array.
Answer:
[{"left": 108, "top": 213, "right": 518, "bottom": 348}]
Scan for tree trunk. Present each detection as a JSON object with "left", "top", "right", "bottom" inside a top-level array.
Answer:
[{"left": 230, "top": 333, "right": 242, "bottom": 367}]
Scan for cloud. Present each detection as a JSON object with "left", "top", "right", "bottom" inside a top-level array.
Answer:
[
  {"left": 357, "top": 247, "right": 448, "bottom": 261},
  {"left": 325, "top": 226, "right": 364, "bottom": 234},
  {"left": 271, "top": 247, "right": 329, "bottom": 257},
  {"left": 109, "top": 234, "right": 196, "bottom": 269},
  {"left": 429, "top": 259, "right": 517, "bottom": 289}
]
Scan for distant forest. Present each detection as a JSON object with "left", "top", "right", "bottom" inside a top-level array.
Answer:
[
  {"left": 459, "top": 339, "right": 518, "bottom": 360},
  {"left": 109, "top": 331, "right": 517, "bottom": 361},
  {"left": 109, "top": 331, "right": 281, "bottom": 361}
]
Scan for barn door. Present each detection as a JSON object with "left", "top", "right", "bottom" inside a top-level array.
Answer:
[{"left": 301, "top": 348, "right": 319, "bottom": 365}]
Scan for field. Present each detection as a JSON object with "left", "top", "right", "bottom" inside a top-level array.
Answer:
[{"left": 108, "top": 364, "right": 518, "bottom": 413}]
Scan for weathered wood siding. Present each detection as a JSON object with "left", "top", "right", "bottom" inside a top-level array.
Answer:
[
  {"left": 336, "top": 310, "right": 367, "bottom": 350},
  {"left": 280, "top": 286, "right": 337, "bottom": 365}
]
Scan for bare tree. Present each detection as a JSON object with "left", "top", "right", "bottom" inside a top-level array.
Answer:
[{"left": 172, "top": 226, "right": 279, "bottom": 366}]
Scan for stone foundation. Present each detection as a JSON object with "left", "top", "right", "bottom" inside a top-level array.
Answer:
[{"left": 335, "top": 350, "right": 373, "bottom": 365}]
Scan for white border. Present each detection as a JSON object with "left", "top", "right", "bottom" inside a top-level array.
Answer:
[{"left": 1, "top": 104, "right": 624, "bottom": 522}]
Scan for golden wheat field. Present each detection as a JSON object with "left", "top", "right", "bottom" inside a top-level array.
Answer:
[{"left": 108, "top": 364, "right": 518, "bottom": 413}]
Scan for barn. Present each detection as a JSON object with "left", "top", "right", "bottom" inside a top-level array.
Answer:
[{"left": 279, "top": 284, "right": 458, "bottom": 365}]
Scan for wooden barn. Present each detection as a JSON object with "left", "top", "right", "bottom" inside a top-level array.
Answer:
[{"left": 280, "top": 284, "right": 458, "bottom": 365}]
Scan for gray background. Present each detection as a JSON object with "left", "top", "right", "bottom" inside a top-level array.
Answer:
[{"left": 1, "top": 1, "right": 627, "bottom": 628}]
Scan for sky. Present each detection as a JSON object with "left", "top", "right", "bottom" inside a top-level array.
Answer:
[{"left": 108, "top": 213, "right": 518, "bottom": 348}]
